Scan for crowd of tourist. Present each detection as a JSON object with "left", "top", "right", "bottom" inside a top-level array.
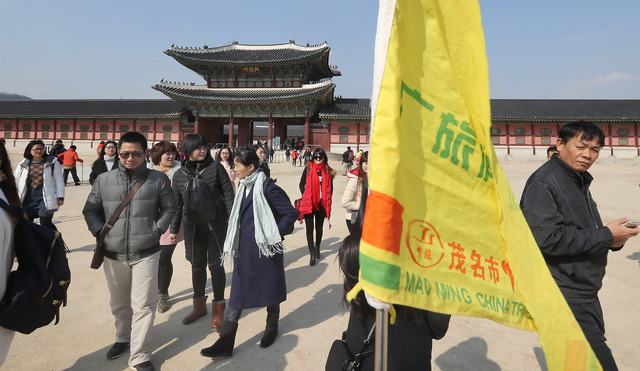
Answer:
[{"left": 2, "top": 121, "right": 630, "bottom": 370}]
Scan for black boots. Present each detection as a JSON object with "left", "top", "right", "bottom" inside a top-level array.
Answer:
[
  {"left": 260, "top": 313, "right": 279, "bottom": 348},
  {"left": 308, "top": 242, "right": 321, "bottom": 266},
  {"left": 200, "top": 321, "right": 238, "bottom": 358},
  {"left": 309, "top": 244, "right": 317, "bottom": 266}
]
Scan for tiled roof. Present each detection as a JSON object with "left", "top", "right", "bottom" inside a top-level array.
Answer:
[
  {"left": 0, "top": 100, "right": 185, "bottom": 119},
  {"left": 152, "top": 80, "right": 336, "bottom": 103},
  {"left": 165, "top": 42, "right": 341, "bottom": 75},
  {"left": 491, "top": 99, "right": 640, "bottom": 121},
  {"left": 319, "top": 98, "right": 371, "bottom": 119},
  {"left": 4, "top": 99, "right": 640, "bottom": 122}
]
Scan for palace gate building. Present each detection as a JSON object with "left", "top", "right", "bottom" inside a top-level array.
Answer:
[{"left": 2, "top": 41, "right": 640, "bottom": 159}]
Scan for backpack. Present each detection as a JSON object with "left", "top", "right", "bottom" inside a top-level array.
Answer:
[
  {"left": 263, "top": 178, "right": 295, "bottom": 237},
  {"left": 0, "top": 198, "right": 71, "bottom": 334},
  {"left": 343, "top": 151, "right": 353, "bottom": 163},
  {"left": 181, "top": 166, "right": 217, "bottom": 225}
]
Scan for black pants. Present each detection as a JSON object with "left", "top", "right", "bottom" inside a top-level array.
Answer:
[
  {"left": 158, "top": 243, "right": 177, "bottom": 295},
  {"left": 185, "top": 222, "right": 226, "bottom": 301},
  {"left": 63, "top": 167, "right": 80, "bottom": 184},
  {"left": 29, "top": 215, "right": 57, "bottom": 231},
  {"left": 346, "top": 219, "right": 355, "bottom": 234},
  {"left": 568, "top": 298, "right": 617, "bottom": 371},
  {"left": 226, "top": 303, "right": 280, "bottom": 323},
  {"left": 304, "top": 205, "right": 326, "bottom": 252}
]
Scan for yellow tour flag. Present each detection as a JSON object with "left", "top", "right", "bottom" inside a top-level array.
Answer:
[{"left": 359, "top": 0, "right": 601, "bottom": 369}]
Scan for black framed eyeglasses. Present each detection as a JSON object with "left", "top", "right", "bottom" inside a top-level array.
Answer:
[{"left": 119, "top": 152, "right": 144, "bottom": 159}]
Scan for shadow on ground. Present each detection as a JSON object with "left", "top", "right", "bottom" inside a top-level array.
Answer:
[{"left": 434, "top": 337, "right": 500, "bottom": 370}]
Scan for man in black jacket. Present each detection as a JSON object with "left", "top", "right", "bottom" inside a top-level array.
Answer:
[
  {"left": 520, "top": 120, "right": 638, "bottom": 370},
  {"left": 49, "top": 139, "right": 66, "bottom": 164}
]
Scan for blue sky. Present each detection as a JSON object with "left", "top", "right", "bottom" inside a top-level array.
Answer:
[{"left": 1, "top": 0, "right": 639, "bottom": 100}]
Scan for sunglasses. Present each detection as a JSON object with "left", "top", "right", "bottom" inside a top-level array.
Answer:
[
  {"left": 119, "top": 152, "right": 144, "bottom": 159},
  {"left": 313, "top": 156, "right": 324, "bottom": 160}
]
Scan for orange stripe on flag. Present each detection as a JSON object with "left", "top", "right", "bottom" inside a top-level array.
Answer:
[{"left": 362, "top": 190, "right": 404, "bottom": 255}]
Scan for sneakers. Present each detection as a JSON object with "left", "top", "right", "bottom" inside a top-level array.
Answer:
[
  {"left": 133, "top": 361, "right": 154, "bottom": 371},
  {"left": 106, "top": 342, "right": 129, "bottom": 359}
]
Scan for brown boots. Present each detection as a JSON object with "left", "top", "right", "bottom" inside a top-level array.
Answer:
[
  {"left": 211, "top": 300, "right": 225, "bottom": 331},
  {"left": 182, "top": 296, "right": 208, "bottom": 325}
]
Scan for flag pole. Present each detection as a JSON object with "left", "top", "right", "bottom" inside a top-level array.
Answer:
[{"left": 374, "top": 308, "right": 388, "bottom": 371}]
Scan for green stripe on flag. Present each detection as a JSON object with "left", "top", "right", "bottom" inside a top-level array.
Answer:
[{"left": 360, "top": 253, "right": 401, "bottom": 291}]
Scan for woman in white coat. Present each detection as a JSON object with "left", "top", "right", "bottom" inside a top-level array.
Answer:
[
  {"left": 14, "top": 140, "right": 65, "bottom": 230},
  {"left": 341, "top": 151, "right": 368, "bottom": 235},
  {"left": 0, "top": 141, "right": 18, "bottom": 365}
]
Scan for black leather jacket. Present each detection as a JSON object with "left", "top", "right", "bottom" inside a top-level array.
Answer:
[{"left": 520, "top": 155, "right": 614, "bottom": 303}]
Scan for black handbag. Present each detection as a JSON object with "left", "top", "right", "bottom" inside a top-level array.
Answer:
[{"left": 325, "top": 324, "right": 375, "bottom": 371}]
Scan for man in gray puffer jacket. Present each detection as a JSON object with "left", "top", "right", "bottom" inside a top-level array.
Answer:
[{"left": 83, "top": 132, "right": 175, "bottom": 371}]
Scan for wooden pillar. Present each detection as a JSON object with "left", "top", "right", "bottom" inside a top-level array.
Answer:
[
  {"left": 228, "top": 115, "right": 234, "bottom": 149},
  {"left": 608, "top": 122, "right": 613, "bottom": 156},
  {"left": 153, "top": 119, "right": 158, "bottom": 143},
  {"left": 356, "top": 120, "right": 361, "bottom": 151},
  {"left": 249, "top": 120, "right": 254, "bottom": 145},
  {"left": 506, "top": 121, "right": 511, "bottom": 155},
  {"left": 530, "top": 122, "right": 535, "bottom": 155},
  {"left": 280, "top": 122, "right": 287, "bottom": 148},
  {"left": 635, "top": 122, "right": 639, "bottom": 157},
  {"left": 194, "top": 115, "right": 200, "bottom": 134},
  {"left": 267, "top": 115, "right": 273, "bottom": 149},
  {"left": 304, "top": 115, "right": 310, "bottom": 147},
  {"left": 237, "top": 118, "right": 247, "bottom": 148}
]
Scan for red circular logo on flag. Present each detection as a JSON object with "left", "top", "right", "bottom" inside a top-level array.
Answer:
[{"left": 405, "top": 220, "right": 445, "bottom": 268}]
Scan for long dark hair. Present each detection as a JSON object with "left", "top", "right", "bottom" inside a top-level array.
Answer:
[
  {"left": 356, "top": 151, "right": 368, "bottom": 183},
  {"left": 310, "top": 147, "right": 328, "bottom": 165},
  {"left": 23, "top": 139, "right": 48, "bottom": 161},
  {"left": 97, "top": 140, "right": 118, "bottom": 159},
  {"left": 339, "top": 230, "right": 374, "bottom": 318},
  {"left": 215, "top": 147, "right": 234, "bottom": 168},
  {"left": 339, "top": 226, "right": 425, "bottom": 323},
  {"left": 0, "top": 143, "right": 20, "bottom": 206}
]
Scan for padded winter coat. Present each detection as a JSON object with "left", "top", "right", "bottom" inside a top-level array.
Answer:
[
  {"left": 15, "top": 157, "right": 65, "bottom": 212},
  {"left": 170, "top": 155, "right": 235, "bottom": 233},
  {"left": 341, "top": 170, "right": 363, "bottom": 221},
  {"left": 89, "top": 155, "right": 119, "bottom": 185},
  {"left": 83, "top": 163, "right": 175, "bottom": 261}
]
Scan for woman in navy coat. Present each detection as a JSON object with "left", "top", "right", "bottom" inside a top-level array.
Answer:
[{"left": 201, "top": 148, "right": 297, "bottom": 359}]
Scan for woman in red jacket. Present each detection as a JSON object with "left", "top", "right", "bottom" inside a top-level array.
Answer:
[{"left": 57, "top": 145, "right": 84, "bottom": 185}]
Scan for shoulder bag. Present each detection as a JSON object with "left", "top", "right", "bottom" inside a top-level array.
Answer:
[
  {"left": 325, "top": 323, "right": 375, "bottom": 371},
  {"left": 90, "top": 169, "right": 150, "bottom": 269}
]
